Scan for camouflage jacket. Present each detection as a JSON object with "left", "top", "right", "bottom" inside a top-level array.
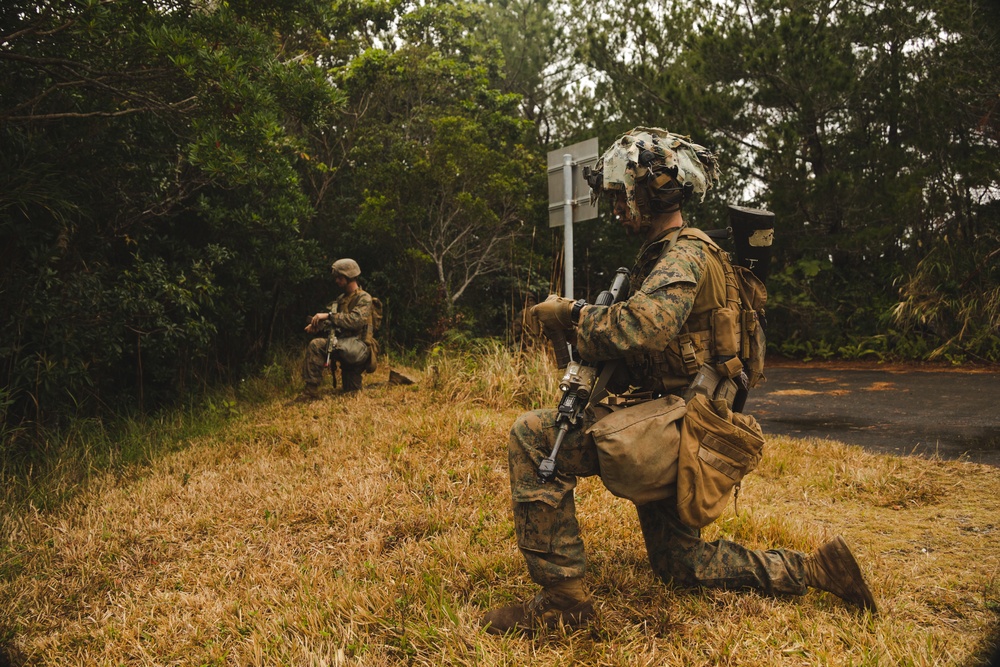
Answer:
[
  {"left": 576, "top": 226, "right": 730, "bottom": 393},
  {"left": 328, "top": 288, "right": 373, "bottom": 343}
]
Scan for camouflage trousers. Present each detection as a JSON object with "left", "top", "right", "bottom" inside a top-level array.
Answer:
[
  {"left": 303, "top": 337, "right": 368, "bottom": 392},
  {"left": 509, "top": 408, "right": 809, "bottom": 595}
]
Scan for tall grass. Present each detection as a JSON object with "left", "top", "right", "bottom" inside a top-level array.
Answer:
[
  {"left": 426, "top": 338, "right": 559, "bottom": 410},
  {"left": 1, "top": 342, "right": 999, "bottom": 666}
]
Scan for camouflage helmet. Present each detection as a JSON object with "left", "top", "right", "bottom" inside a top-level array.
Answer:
[
  {"left": 331, "top": 258, "right": 361, "bottom": 279},
  {"left": 585, "top": 127, "right": 720, "bottom": 225}
]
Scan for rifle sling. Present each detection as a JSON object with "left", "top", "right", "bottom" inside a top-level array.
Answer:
[{"left": 588, "top": 360, "right": 620, "bottom": 407}]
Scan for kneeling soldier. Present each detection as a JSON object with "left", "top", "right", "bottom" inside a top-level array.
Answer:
[
  {"left": 301, "top": 258, "right": 375, "bottom": 396},
  {"left": 482, "top": 128, "right": 876, "bottom": 635}
]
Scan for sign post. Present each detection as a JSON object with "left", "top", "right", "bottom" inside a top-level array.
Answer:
[{"left": 547, "top": 138, "right": 598, "bottom": 298}]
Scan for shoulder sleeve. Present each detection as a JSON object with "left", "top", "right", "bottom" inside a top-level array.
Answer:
[
  {"left": 575, "top": 238, "right": 707, "bottom": 362},
  {"left": 638, "top": 235, "right": 705, "bottom": 294}
]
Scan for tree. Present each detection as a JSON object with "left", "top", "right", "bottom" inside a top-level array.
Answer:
[
  {"left": 311, "top": 1, "right": 541, "bottom": 344},
  {"left": 0, "top": 0, "right": 339, "bottom": 427}
]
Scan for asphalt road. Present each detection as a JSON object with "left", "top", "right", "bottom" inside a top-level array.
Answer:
[{"left": 746, "top": 364, "right": 1000, "bottom": 467}]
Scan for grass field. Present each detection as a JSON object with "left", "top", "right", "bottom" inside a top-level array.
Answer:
[{"left": 1, "top": 345, "right": 999, "bottom": 665}]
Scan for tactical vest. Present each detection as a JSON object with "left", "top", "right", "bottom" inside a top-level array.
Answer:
[{"left": 625, "top": 227, "right": 746, "bottom": 393}]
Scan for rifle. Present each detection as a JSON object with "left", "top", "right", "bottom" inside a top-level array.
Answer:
[
  {"left": 537, "top": 267, "right": 631, "bottom": 483},
  {"left": 324, "top": 303, "right": 340, "bottom": 369}
]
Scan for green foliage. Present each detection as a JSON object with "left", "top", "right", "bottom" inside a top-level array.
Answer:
[
  {"left": 0, "top": 0, "right": 339, "bottom": 427},
  {"left": 575, "top": 0, "right": 1000, "bottom": 362},
  {"left": 306, "top": 1, "right": 541, "bottom": 346},
  {"left": 892, "top": 231, "right": 1000, "bottom": 362}
]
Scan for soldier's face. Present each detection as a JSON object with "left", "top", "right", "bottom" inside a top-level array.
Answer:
[
  {"left": 613, "top": 191, "right": 642, "bottom": 235},
  {"left": 334, "top": 274, "right": 348, "bottom": 291}
]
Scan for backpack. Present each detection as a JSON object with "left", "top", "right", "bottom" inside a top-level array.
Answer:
[
  {"left": 733, "top": 266, "right": 767, "bottom": 388},
  {"left": 365, "top": 297, "right": 383, "bottom": 374},
  {"left": 370, "top": 297, "right": 384, "bottom": 333}
]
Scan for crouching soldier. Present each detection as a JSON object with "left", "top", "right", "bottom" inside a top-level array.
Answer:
[{"left": 300, "top": 258, "right": 377, "bottom": 397}]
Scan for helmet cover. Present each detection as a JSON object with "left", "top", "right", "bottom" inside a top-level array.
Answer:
[
  {"left": 586, "top": 127, "right": 720, "bottom": 224},
  {"left": 331, "top": 258, "right": 361, "bottom": 279}
]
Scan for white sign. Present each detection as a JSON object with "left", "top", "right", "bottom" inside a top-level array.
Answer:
[{"left": 546, "top": 137, "right": 599, "bottom": 227}]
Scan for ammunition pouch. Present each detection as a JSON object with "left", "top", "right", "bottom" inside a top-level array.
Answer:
[
  {"left": 712, "top": 307, "right": 741, "bottom": 358},
  {"left": 587, "top": 396, "right": 686, "bottom": 506},
  {"left": 676, "top": 394, "right": 765, "bottom": 528}
]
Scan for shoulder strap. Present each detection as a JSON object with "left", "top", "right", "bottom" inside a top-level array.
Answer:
[
  {"left": 678, "top": 225, "right": 741, "bottom": 312},
  {"left": 651, "top": 227, "right": 685, "bottom": 262},
  {"left": 678, "top": 226, "right": 721, "bottom": 250}
]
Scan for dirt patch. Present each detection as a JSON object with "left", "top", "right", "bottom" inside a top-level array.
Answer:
[
  {"left": 864, "top": 382, "right": 895, "bottom": 391},
  {"left": 770, "top": 389, "right": 821, "bottom": 396}
]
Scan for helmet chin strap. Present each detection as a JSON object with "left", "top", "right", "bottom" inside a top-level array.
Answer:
[{"left": 634, "top": 202, "right": 682, "bottom": 234}]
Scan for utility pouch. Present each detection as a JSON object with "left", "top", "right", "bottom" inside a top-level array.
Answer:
[
  {"left": 676, "top": 394, "right": 765, "bottom": 528},
  {"left": 712, "top": 307, "right": 741, "bottom": 358},
  {"left": 365, "top": 337, "right": 379, "bottom": 374},
  {"left": 334, "top": 337, "right": 370, "bottom": 367},
  {"left": 742, "top": 310, "right": 767, "bottom": 388},
  {"left": 587, "top": 395, "right": 687, "bottom": 506},
  {"left": 740, "top": 310, "right": 755, "bottom": 365},
  {"left": 733, "top": 265, "right": 767, "bottom": 388}
]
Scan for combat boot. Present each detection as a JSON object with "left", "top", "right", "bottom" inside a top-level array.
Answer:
[
  {"left": 803, "top": 536, "right": 878, "bottom": 613},
  {"left": 481, "top": 578, "right": 594, "bottom": 635},
  {"left": 341, "top": 367, "right": 363, "bottom": 392}
]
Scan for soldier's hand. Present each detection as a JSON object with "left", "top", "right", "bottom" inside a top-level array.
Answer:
[
  {"left": 531, "top": 295, "right": 575, "bottom": 332},
  {"left": 305, "top": 312, "right": 329, "bottom": 333}
]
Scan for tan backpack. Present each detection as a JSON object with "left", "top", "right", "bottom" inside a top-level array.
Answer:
[{"left": 733, "top": 265, "right": 767, "bottom": 388}]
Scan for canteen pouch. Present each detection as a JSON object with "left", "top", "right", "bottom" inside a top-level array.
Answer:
[
  {"left": 676, "top": 394, "right": 765, "bottom": 528},
  {"left": 587, "top": 395, "right": 687, "bottom": 505}
]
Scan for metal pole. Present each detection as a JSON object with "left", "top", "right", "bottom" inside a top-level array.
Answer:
[{"left": 562, "top": 153, "right": 574, "bottom": 299}]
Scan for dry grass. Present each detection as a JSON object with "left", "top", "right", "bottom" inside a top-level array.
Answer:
[{"left": 1, "top": 346, "right": 999, "bottom": 666}]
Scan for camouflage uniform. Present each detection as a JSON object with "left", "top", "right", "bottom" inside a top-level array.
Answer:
[
  {"left": 508, "top": 227, "right": 810, "bottom": 596},
  {"left": 303, "top": 288, "right": 373, "bottom": 392}
]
